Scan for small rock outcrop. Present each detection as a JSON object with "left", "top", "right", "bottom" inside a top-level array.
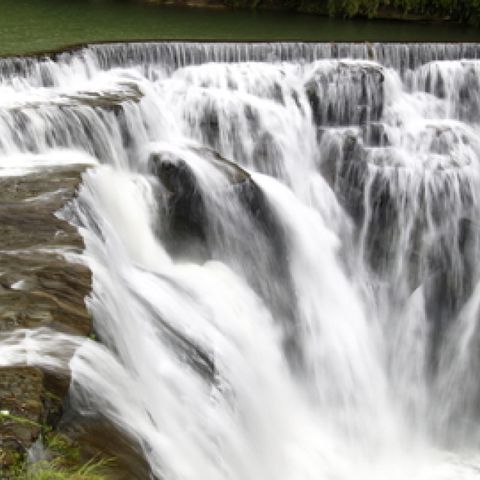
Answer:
[{"left": 305, "top": 61, "right": 384, "bottom": 127}]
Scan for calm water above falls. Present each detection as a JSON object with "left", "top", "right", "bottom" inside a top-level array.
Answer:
[
  {"left": 1, "top": 0, "right": 480, "bottom": 56},
  {"left": 3, "top": 41, "right": 480, "bottom": 479}
]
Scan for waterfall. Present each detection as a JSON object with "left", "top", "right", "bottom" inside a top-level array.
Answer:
[{"left": 3, "top": 41, "right": 480, "bottom": 479}]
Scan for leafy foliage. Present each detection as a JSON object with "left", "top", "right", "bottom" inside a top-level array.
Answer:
[
  {"left": 326, "top": 0, "right": 480, "bottom": 23},
  {"left": 222, "top": 0, "right": 480, "bottom": 24}
]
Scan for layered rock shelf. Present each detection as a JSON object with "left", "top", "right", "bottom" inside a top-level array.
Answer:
[{"left": 0, "top": 165, "right": 91, "bottom": 475}]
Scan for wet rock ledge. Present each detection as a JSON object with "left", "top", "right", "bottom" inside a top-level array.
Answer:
[{"left": 0, "top": 165, "right": 91, "bottom": 475}]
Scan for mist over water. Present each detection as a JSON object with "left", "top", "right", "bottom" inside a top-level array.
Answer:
[{"left": 3, "top": 42, "right": 480, "bottom": 479}]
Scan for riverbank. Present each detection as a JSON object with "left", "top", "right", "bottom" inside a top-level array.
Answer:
[{"left": 137, "top": 0, "right": 480, "bottom": 25}]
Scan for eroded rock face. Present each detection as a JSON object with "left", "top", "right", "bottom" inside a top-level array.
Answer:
[
  {"left": 0, "top": 166, "right": 91, "bottom": 335},
  {"left": 0, "top": 165, "right": 92, "bottom": 475}
]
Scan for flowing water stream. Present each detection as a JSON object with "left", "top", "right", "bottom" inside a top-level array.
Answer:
[{"left": 2, "top": 42, "right": 480, "bottom": 479}]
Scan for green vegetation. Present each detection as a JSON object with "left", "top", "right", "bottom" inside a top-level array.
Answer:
[
  {"left": 323, "top": 0, "right": 480, "bottom": 24},
  {"left": 31, "top": 433, "right": 112, "bottom": 480},
  {"left": 4, "top": 431, "right": 113, "bottom": 480},
  {"left": 222, "top": 0, "right": 480, "bottom": 24},
  {"left": 0, "top": 411, "right": 41, "bottom": 429},
  {"left": 22, "top": 455, "right": 112, "bottom": 480}
]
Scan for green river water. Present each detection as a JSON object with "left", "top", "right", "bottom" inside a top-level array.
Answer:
[{"left": 1, "top": 0, "right": 480, "bottom": 57}]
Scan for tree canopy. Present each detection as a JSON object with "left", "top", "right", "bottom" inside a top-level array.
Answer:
[{"left": 325, "top": 0, "right": 480, "bottom": 23}]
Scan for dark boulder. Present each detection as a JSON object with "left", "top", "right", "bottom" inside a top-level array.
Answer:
[
  {"left": 148, "top": 147, "right": 299, "bottom": 361},
  {"left": 306, "top": 61, "right": 384, "bottom": 127},
  {"left": 148, "top": 146, "right": 251, "bottom": 260}
]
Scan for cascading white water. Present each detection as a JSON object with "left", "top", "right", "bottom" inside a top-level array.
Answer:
[{"left": 3, "top": 42, "right": 480, "bottom": 479}]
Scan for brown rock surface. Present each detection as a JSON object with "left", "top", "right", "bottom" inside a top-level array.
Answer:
[
  {"left": 0, "top": 367, "right": 44, "bottom": 465},
  {"left": 0, "top": 165, "right": 92, "bottom": 474}
]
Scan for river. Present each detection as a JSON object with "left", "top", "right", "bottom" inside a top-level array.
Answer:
[{"left": 1, "top": 0, "right": 480, "bottom": 57}]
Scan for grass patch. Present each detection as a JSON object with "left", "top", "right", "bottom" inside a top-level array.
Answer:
[
  {"left": 5, "top": 434, "right": 114, "bottom": 480},
  {"left": 22, "top": 456, "right": 113, "bottom": 480},
  {"left": 0, "top": 410, "right": 114, "bottom": 479},
  {"left": 0, "top": 411, "right": 41, "bottom": 429},
  {"left": 27, "top": 434, "right": 113, "bottom": 480}
]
